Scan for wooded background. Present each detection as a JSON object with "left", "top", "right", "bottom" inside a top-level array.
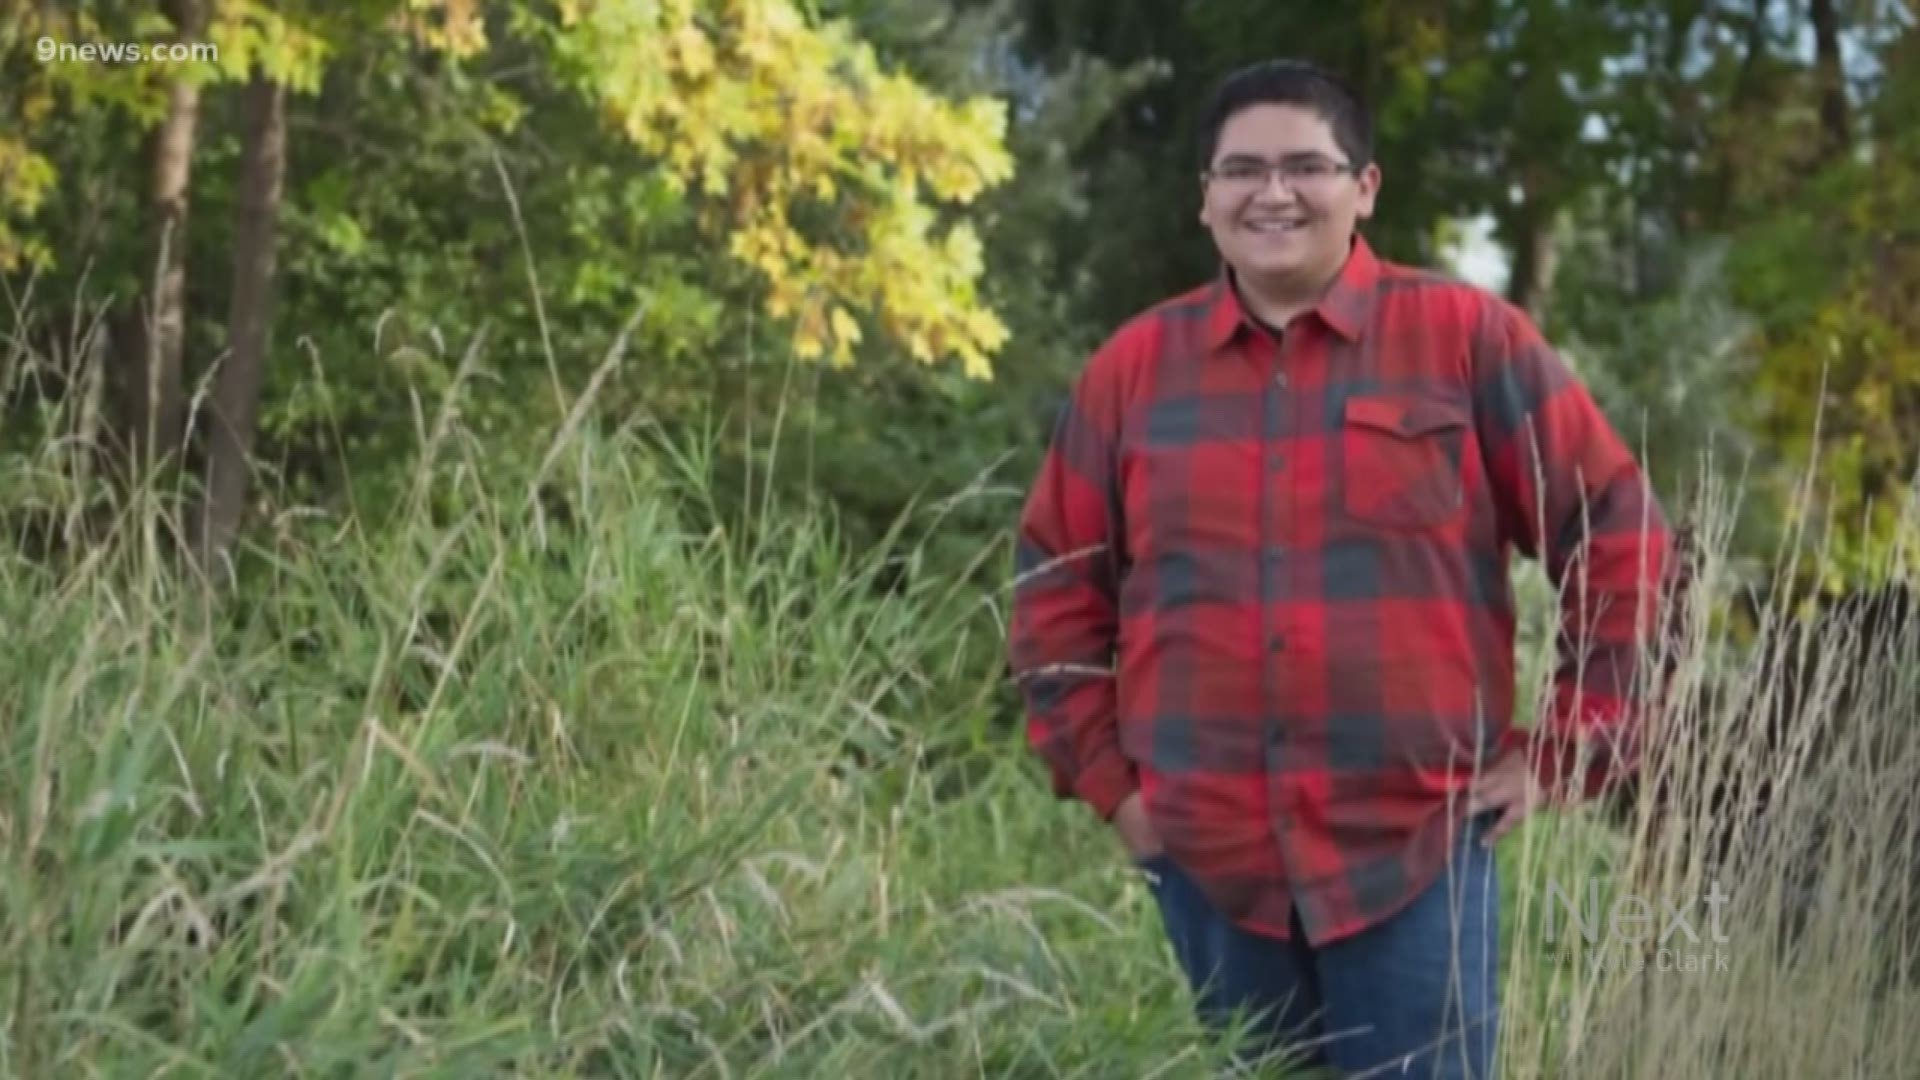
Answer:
[{"left": 5, "top": 0, "right": 1916, "bottom": 592}]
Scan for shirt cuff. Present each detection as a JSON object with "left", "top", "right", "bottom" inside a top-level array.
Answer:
[
  {"left": 1073, "top": 745, "right": 1140, "bottom": 820},
  {"left": 1512, "top": 711, "right": 1635, "bottom": 804}
]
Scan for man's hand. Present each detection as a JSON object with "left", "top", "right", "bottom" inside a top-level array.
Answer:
[
  {"left": 1111, "top": 791, "right": 1163, "bottom": 860},
  {"left": 1466, "top": 749, "right": 1540, "bottom": 848}
]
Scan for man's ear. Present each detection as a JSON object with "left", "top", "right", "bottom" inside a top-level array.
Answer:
[{"left": 1355, "top": 162, "right": 1383, "bottom": 220}]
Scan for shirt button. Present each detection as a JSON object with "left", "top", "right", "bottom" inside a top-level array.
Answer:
[
  {"left": 1270, "top": 634, "right": 1287, "bottom": 652},
  {"left": 1274, "top": 372, "right": 1289, "bottom": 390}
]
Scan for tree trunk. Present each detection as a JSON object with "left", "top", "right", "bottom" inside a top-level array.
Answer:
[
  {"left": 192, "top": 75, "right": 286, "bottom": 574},
  {"left": 107, "top": 0, "right": 203, "bottom": 477},
  {"left": 1503, "top": 198, "right": 1560, "bottom": 319},
  {"left": 1811, "top": 0, "right": 1850, "bottom": 160},
  {"left": 1734, "top": 0, "right": 1769, "bottom": 98},
  {"left": 1704, "top": 0, "right": 1773, "bottom": 224}
]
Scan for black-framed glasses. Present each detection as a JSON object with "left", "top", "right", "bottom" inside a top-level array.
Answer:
[{"left": 1204, "top": 154, "right": 1362, "bottom": 190}]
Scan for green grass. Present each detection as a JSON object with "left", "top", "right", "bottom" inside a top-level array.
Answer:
[
  {"left": 1, "top": 414, "right": 1243, "bottom": 1078},
  {"left": 4, "top": 366, "right": 1919, "bottom": 1077}
]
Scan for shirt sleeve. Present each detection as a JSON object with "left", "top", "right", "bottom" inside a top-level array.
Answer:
[
  {"left": 1470, "top": 296, "right": 1679, "bottom": 802},
  {"left": 1008, "top": 339, "right": 1137, "bottom": 821}
]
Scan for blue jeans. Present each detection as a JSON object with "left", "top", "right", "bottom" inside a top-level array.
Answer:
[{"left": 1138, "top": 815, "right": 1501, "bottom": 1078}]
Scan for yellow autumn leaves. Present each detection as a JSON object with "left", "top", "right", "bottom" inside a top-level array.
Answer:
[
  {"left": 3, "top": 0, "right": 1015, "bottom": 378},
  {"left": 554, "top": 0, "right": 1015, "bottom": 377},
  {"left": 0, "top": 90, "right": 55, "bottom": 272},
  {"left": 0, "top": 0, "right": 336, "bottom": 270}
]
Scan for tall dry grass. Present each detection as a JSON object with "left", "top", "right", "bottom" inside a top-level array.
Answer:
[{"left": 1495, "top": 457, "right": 1920, "bottom": 1079}]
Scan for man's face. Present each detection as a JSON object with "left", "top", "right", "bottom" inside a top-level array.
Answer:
[{"left": 1199, "top": 103, "right": 1380, "bottom": 290}]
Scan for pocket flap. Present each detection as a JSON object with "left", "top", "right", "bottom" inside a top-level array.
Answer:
[{"left": 1345, "top": 395, "right": 1469, "bottom": 438}]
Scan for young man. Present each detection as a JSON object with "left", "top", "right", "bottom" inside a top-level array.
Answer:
[{"left": 1008, "top": 59, "right": 1675, "bottom": 1077}]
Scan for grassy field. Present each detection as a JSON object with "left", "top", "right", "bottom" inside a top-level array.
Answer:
[{"left": 4, "top": 387, "right": 1918, "bottom": 1077}]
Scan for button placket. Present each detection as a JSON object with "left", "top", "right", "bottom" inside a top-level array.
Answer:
[
  {"left": 1264, "top": 337, "right": 1292, "bottom": 761},
  {"left": 1270, "top": 335, "right": 1290, "bottom": 465}
]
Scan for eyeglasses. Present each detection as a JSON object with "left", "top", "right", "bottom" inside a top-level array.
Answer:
[{"left": 1204, "top": 154, "right": 1362, "bottom": 192}]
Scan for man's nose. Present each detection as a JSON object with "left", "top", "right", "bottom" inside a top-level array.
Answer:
[{"left": 1252, "top": 171, "right": 1299, "bottom": 203}]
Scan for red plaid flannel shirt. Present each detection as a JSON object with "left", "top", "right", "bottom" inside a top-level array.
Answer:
[{"left": 1009, "top": 235, "right": 1675, "bottom": 945}]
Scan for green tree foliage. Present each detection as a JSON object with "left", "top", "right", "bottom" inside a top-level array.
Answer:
[
  {"left": 3, "top": 0, "right": 1026, "bottom": 546},
  {"left": 1722, "top": 28, "right": 1920, "bottom": 584},
  {"left": 6, "top": 0, "right": 1920, "bottom": 591},
  {"left": 1547, "top": 2, "right": 1920, "bottom": 588}
]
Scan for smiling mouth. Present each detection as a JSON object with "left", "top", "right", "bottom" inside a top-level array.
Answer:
[{"left": 1243, "top": 219, "right": 1309, "bottom": 234}]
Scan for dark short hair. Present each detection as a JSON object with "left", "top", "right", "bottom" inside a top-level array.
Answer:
[{"left": 1196, "top": 60, "right": 1373, "bottom": 171}]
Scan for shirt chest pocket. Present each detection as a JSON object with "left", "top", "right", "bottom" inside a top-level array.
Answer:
[{"left": 1340, "top": 395, "right": 1472, "bottom": 531}]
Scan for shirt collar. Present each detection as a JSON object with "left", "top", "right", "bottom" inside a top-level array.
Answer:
[{"left": 1204, "top": 232, "right": 1382, "bottom": 351}]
